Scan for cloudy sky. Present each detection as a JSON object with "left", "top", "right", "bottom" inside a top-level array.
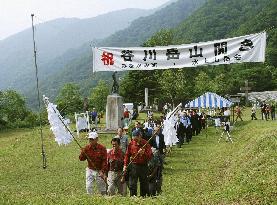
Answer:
[{"left": 0, "top": 0, "right": 170, "bottom": 40}]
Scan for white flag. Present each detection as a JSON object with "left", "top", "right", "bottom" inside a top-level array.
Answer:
[
  {"left": 93, "top": 32, "right": 266, "bottom": 72},
  {"left": 45, "top": 97, "right": 73, "bottom": 146}
]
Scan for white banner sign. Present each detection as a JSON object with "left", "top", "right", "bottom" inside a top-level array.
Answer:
[{"left": 93, "top": 32, "right": 266, "bottom": 72}]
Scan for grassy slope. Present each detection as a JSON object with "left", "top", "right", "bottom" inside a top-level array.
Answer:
[{"left": 0, "top": 110, "right": 276, "bottom": 204}]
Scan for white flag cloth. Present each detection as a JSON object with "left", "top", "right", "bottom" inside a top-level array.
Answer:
[
  {"left": 162, "top": 112, "right": 179, "bottom": 146},
  {"left": 93, "top": 32, "right": 266, "bottom": 72},
  {"left": 46, "top": 102, "right": 73, "bottom": 145}
]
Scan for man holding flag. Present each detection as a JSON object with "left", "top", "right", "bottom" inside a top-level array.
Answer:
[
  {"left": 79, "top": 131, "right": 107, "bottom": 195},
  {"left": 124, "top": 130, "right": 153, "bottom": 197}
]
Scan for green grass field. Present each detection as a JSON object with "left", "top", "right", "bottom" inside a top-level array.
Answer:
[{"left": 0, "top": 110, "right": 276, "bottom": 204}]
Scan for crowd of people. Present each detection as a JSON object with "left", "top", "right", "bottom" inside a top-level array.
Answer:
[
  {"left": 242, "top": 102, "right": 276, "bottom": 121},
  {"left": 79, "top": 105, "right": 211, "bottom": 197},
  {"left": 174, "top": 109, "right": 206, "bottom": 147},
  {"left": 79, "top": 102, "right": 276, "bottom": 197},
  {"left": 79, "top": 126, "right": 165, "bottom": 197},
  {"left": 259, "top": 102, "right": 276, "bottom": 121}
]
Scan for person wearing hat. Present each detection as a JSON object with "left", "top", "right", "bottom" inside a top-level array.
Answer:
[
  {"left": 79, "top": 131, "right": 107, "bottom": 195},
  {"left": 123, "top": 130, "right": 153, "bottom": 197}
]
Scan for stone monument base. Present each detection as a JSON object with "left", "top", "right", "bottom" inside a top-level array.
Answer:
[{"left": 106, "top": 94, "right": 124, "bottom": 130}]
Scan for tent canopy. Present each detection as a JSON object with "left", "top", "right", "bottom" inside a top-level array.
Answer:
[{"left": 185, "top": 92, "right": 232, "bottom": 108}]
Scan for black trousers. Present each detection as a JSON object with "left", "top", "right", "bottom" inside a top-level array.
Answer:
[
  {"left": 251, "top": 113, "right": 257, "bottom": 120},
  {"left": 185, "top": 127, "right": 192, "bottom": 142},
  {"left": 129, "top": 163, "right": 149, "bottom": 197},
  {"left": 149, "top": 166, "right": 163, "bottom": 196},
  {"left": 177, "top": 134, "right": 184, "bottom": 147}
]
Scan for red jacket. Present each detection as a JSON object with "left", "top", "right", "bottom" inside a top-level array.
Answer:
[
  {"left": 124, "top": 138, "right": 152, "bottom": 166},
  {"left": 107, "top": 148, "right": 124, "bottom": 172},
  {"left": 123, "top": 111, "right": 130, "bottom": 118},
  {"left": 79, "top": 143, "right": 107, "bottom": 172}
]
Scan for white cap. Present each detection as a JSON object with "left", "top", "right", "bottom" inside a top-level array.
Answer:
[{"left": 88, "top": 132, "right": 98, "bottom": 139}]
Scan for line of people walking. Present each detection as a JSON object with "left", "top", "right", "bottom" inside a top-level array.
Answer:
[
  {"left": 175, "top": 110, "right": 206, "bottom": 148},
  {"left": 260, "top": 102, "right": 276, "bottom": 120}
]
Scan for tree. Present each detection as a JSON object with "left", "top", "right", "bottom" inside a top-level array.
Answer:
[
  {"left": 144, "top": 29, "right": 174, "bottom": 47},
  {"left": 89, "top": 80, "right": 110, "bottom": 112},
  {"left": 157, "top": 69, "right": 194, "bottom": 106},
  {"left": 56, "top": 83, "right": 83, "bottom": 115},
  {"left": 194, "top": 71, "right": 216, "bottom": 96},
  {"left": 0, "top": 91, "right": 4, "bottom": 119},
  {"left": 0, "top": 90, "right": 28, "bottom": 122},
  {"left": 213, "top": 73, "right": 229, "bottom": 95},
  {"left": 119, "top": 70, "right": 160, "bottom": 105}
]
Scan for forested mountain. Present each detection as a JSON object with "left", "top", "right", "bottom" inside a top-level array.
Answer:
[
  {"left": 120, "top": 0, "right": 277, "bottom": 105},
  {"left": 0, "top": 8, "right": 153, "bottom": 91},
  {"left": 98, "top": 0, "right": 206, "bottom": 47},
  {"left": 1, "top": 0, "right": 276, "bottom": 109},
  {"left": 22, "top": 0, "right": 206, "bottom": 108}
]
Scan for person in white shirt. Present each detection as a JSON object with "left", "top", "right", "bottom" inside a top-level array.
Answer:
[{"left": 223, "top": 107, "right": 231, "bottom": 122}]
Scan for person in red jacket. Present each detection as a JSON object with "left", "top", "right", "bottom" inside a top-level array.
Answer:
[
  {"left": 79, "top": 131, "right": 107, "bottom": 195},
  {"left": 107, "top": 138, "right": 126, "bottom": 196},
  {"left": 124, "top": 130, "right": 153, "bottom": 197}
]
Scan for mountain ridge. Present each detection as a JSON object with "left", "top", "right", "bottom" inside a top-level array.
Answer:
[{"left": 0, "top": 8, "right": 153, "bottom": 90}]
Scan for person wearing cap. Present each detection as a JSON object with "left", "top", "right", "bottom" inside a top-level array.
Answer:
[
  {"left": 79, "top": 131, "right": 107, "bottom": 195},
  {"left": 107, "top": 138, "right": 126, "bottom": 196},
  {"left": 124, "top": 130, "right": 153, "bottom": 197}
]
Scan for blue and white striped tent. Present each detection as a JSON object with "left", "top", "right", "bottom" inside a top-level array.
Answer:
[{"left": 185, "top": 92, "right": 232, "bottom": 108}]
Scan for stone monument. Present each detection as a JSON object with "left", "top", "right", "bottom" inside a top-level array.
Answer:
[
  {"left": 106, "top": 72, "right": 124, "bottom": 130},
  {"left": 145, "top": 88, "right": 149, "bottom": 108}
]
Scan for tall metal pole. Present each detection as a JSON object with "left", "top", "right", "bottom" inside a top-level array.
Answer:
[{"left": 31, "top": 14, "right": 47, "bottom": 169}]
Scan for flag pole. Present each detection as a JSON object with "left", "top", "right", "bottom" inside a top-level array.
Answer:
[{"left": 31, "top": 14, "right": 47, "bottom": 169}]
